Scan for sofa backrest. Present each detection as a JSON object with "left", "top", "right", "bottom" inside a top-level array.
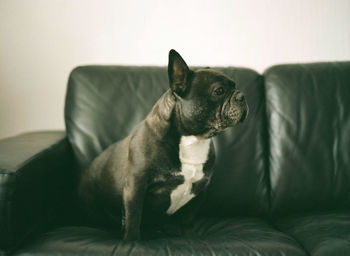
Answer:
[
  {"left": 64, "top": 66, "right": 269, "bottom": 217},
  {"left": 264, "top": 62, "right": 350, "bottom": 216}
]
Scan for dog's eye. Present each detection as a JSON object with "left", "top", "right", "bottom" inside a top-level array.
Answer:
[{"left": 214, "top": 87, "right": 224, "bottom": 96}]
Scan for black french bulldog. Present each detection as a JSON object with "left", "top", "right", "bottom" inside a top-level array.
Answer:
[{"left": 78, "top": 49, "right": 248, "bottom": 241}]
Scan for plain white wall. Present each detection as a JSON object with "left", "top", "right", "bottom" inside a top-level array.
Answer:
[{"left": 1, "top": 0, "right": 350, "bottom": 139}]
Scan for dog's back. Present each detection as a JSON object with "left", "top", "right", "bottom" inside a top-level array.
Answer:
[{"left": 78, "top": 135, "right": 131, "bottom": 229}]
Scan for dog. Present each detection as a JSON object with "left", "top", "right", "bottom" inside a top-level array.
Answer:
[{"left": 78, "top": 49, "right": 248, "bottom": 241}]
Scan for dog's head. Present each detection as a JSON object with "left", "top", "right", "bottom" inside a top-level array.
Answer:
[{"left": 168, "top": 49, "right": 248, "bottom": 138}]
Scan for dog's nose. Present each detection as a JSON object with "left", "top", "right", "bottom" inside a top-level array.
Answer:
[{"left": 234, "top": 91, "right": 245, "bottom": 102}]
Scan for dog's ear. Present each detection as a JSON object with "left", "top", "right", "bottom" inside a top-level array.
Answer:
[{"left": 168, "top": 49, "right": 190, "bottom": 96}]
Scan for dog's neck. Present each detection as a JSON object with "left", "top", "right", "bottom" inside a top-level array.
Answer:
[
  {"left": 145, "top": 89, "right": 176, "bottom": 139},
  {"left": 145, "top": 90, "right": 211, "bottom": 147}
]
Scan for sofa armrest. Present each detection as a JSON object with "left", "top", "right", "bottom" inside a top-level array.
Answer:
[{"left": 0, "top": 131, "right": 78, "bottom": 251}]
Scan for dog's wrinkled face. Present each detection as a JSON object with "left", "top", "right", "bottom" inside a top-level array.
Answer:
[
  {"left": 168, "top": 49, "right": 248, "bottom": 138},
  {"left": 182, "top": 69, "right": 248, "bottom": 137}
]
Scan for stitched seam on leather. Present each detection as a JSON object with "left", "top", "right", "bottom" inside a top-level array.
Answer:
[
  {"left": 269, "top": 220, "right": 311, "bottom": 256},
  {"left": 0, "top": 171, "right": 15, "bottom": 175},
  {"left": 14, "top": 137, "right": 67, "bottom": 173},
  {"left": 261, "top": 73, "right": 272, "bottom": 216}
]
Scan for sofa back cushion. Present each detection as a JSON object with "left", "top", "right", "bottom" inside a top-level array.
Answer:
[
  {"left": 264, "top": 62, "right": 350, "bottom": 216},
  {"left": 65, "top": 66, "right": 269, "bottom": 217},
  {"left": 65, "top": 66, "right": 168, "bottom": 169}
]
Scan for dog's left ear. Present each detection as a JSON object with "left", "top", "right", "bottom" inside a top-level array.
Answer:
[{"left": 168, "top": 49, "right": 190, "bottom": 96}]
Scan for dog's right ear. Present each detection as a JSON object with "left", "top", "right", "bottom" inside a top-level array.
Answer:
[{"left": 168, "top": 49, "right": 190, "bottom": 96}]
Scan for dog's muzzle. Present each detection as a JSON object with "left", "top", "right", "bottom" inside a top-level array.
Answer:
[{"left": 225, "top": 90, "right": 248, "bottom": 125}]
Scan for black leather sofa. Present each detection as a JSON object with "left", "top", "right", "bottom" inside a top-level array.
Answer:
[{"left": 1, "top": 62, "right": 350, "bottom": 256}]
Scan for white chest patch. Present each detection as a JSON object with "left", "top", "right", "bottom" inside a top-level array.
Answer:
[{"left": 166, "top": 136, "right": 210, "bottom": 215}]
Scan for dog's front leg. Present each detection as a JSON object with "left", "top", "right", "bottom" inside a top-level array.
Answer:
[{"left": 122, "top": 173, "right": 147, "bottom": 241}]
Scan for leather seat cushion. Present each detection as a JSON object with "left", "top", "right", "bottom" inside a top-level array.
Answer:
[
  {"left": 14, "top": 218, "right": 307, "bottom": 256},
  {"left": 275, "top": 211, "right": 350, "bottom": 256}
]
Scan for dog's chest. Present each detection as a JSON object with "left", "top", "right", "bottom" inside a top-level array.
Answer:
[{"left": 166, "top": 136, "right": 210, "bottom": 215}]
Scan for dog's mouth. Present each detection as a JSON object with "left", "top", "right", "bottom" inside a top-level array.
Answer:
[{"left": 205, "top": 95, "right": 248, "bottom": 138}]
